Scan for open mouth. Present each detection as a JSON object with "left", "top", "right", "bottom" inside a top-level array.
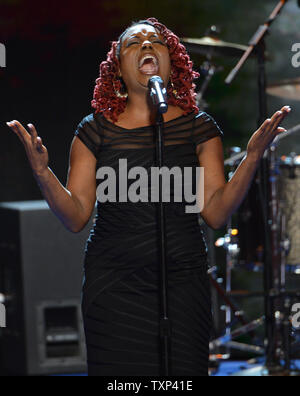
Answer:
[{"left": 138, "top": 54, "right": 159, "bottom": 75}]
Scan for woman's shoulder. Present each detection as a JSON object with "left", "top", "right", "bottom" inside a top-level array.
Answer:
[
  {"left": 192, "top": 110, "right": 224, "bottom": 143},
  {"left": 77, "top": 112, "right": 108, "bottom": 133},
  {"left": 75, "top": 112, "right": 102, "bottom": 139},
  {"left": 76, "top": 112, "right": 96, "bottom": 128},
  {"left": 166, "top": 107, "right": 214, "bottom": 125}
]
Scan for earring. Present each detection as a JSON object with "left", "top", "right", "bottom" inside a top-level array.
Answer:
[
  {"left": 170, "top": 78, "right": 179, "bottom": 99},
  {"left": 113, "top": 77, "right": 128, "bottom": 99}
]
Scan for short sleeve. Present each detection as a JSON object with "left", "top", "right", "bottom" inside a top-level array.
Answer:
[
  {"left": 74, "top": 113, "right": 101, "bottom": 158},
  {"left": 191, "top": 111, "right": 224, "bottom": 146}
]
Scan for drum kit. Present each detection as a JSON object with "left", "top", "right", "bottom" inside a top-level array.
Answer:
[{"left": 181, "top": 21, "right": 300, "bottom": 375}]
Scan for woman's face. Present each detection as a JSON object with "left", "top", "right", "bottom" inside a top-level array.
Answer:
[{"left": 118, "top": 24, "right": 171, "bottom": 94}]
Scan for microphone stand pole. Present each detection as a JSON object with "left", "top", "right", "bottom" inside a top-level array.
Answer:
[{"left": 154, "top": 105, "right": 171, "bottom": 376}]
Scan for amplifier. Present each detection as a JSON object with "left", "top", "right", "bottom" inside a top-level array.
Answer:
[{"left": 0, "top": 200, "right": 95, "bottom": 375}]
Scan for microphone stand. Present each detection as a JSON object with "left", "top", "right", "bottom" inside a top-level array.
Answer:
[
  {"left": 151, "top": 89, "right": 171, "bottom": 376},
  {"left": 156, "top": 110, "right": 172, "bottom": 376}
]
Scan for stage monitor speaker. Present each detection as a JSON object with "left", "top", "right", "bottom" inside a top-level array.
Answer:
[{"left": 0, "top": 200, "right": 95, "bottom": 376}]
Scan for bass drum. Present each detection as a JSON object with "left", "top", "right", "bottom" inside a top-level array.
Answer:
[{"left": 278, "top": 154, "right": 300, "bottom": 267}]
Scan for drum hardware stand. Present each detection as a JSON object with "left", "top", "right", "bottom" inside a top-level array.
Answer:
[
  {"left": 196, "top": 61, "right": 224, "bottom": 110},
  {"left": 209, "top": 271, "right": 250, "bottom": 329},
  {"left": 208, "top": 265, "right": 253, "bottom": 360},
  {"left": 279, "top": 213, "right": 289, "bottom": 288},
  {"left": 211, "top": 229, "right": 265, "bottom": 358},
  {"left": 208, "top": 267, "right": 259, "bottom": 360},
  {"left": 282, "top": 294, "right": 292, "bottom": 372},
  {"left": 219, "top": 135, "right": 300, "bottom": 376},
  {"left": 210, "top": 147, "right": 262, "bottom": 359},
  {"left": 217, "top": 228, "right": 239, "bottom": 359},
  {"left": 224, "top": 0, "right": 298, "bottom": 374},
  {"left": 219, "top": 135, "right": 300, "bottom": 375},
  {"left": 223, "top": 147, "right": 242, "bottom": 355},
  {"left": 210, "top": 317, "right": 265, "bottom": 355}
]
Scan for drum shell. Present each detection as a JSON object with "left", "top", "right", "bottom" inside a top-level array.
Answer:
[{"left": 279, "top": 162, "right": 300, "bottom": 266}]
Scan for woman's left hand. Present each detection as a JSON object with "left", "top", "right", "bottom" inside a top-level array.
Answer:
[{"left": 247, "top": 105, "right": 291, "bottom": 162}]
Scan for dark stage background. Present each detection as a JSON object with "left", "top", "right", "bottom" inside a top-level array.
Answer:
[
  {"left": 0, "top": 0, "right": 299, "bottom": 203},
  {"left": 0, "top": 0, "right": 300, "bottom": 376}
]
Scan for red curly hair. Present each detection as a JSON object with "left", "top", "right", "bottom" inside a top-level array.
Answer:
[{"left": 91, "top": 18, "right": 200, "bottom": 123}]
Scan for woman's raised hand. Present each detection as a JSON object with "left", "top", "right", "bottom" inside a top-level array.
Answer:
[
  {"left": 6, "top": 120, "right": 49, "bottom": 177},
  {"left": 247, "top": 105, "right": 291, "bottom": 162}
]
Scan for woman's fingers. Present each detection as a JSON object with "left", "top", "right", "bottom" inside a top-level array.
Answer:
[
  {"left": 269, "top": 106, "right": 291, "bottom": 132},
  {"left": 7, "top": 120, "right": 43, "bottom": 152},
  {"left": 275, "top": 127, "right": 287, "bottom": 135},
  {"left": 260, "top": 106, "right": 291, "bottom": 135},
  {"left": 36, "top": 136, "right": 46, "bottom": 153},
  {"left": 6, "top": 120, "right": 31, "bottom": 144},
  {"left": 6, "top": 119, "right": 49, "bottom": 176},
  {"left": 6, "top": 120, "right": 45, "bottom": 152},
  {"left": 10, "top": 120, "right": 29, "bottom": 137},
  {"left": 6, "top": 121, "right": 23, "bottom": 142},
  {"left": 271, "top": 108, "right": 290, "bottom": 132},
  {"left": 265, "top": 111, "right": 284, "bottom": 132},
  {"left": 261, "top": 118, "right": 272, "bottom": 131},
  {"left": 268, "top": 112, "right": 284, "bottom": 134},
  {"left": 27, "top": 124, "right": 46, "bottom": 154},
  {"left": 27, "top": 123, "right": 37, "bottom": 145}
]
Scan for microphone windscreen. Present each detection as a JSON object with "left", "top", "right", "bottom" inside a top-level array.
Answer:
[{"left": 148, "top": 75, "right": 163, "bottom": 88}]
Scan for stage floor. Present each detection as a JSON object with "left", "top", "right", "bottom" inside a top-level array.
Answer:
[
  {"left": 211, "top": 360, "right": 300, "bottom": 376},
  {"left": 53, "top": 360, "right": 300, "bottom": 376}
]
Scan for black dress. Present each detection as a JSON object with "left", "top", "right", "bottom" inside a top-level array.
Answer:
[{"left": 74, "top": 111, "right": 223, "bottom": 376}]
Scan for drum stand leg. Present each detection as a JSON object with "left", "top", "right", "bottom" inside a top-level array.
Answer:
[
  {"left": 225, "top": 235, "right": 234, "bottom": 358},
  {"left": 211, "top": 226, "right": 264, "bottom": 357}
]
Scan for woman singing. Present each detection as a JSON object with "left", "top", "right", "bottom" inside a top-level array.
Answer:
[{"left": 6, "top": 17, "right": 290, "bottom": 376}]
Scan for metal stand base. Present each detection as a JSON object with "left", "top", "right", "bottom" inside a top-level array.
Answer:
[{"left": 232, "top": 365, "right": 300, "bottom": 377}]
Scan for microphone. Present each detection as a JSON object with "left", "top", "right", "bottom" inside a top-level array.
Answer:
[{"left": 148, "top": 76, "right": 168, "bottom": 114}]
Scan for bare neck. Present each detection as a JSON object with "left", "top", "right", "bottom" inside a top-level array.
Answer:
[{"left": 114, "top": 91, "right": 184, "bottom": 129}]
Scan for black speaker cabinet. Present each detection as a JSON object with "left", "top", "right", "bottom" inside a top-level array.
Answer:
[{"left": 0, "top": 200, "right": 95, "bottom": 376}]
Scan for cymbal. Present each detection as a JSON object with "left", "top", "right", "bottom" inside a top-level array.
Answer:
[
  {"left": 267, "top": 77, "right": 300, "bottom": 101},
  {"left": 181, "top": 36, "right": 250, "bottom": 58}
]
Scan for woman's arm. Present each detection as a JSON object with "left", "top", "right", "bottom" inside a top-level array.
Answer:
[
  {"left": 6, "top": 120, "right": 97, "bottom": 233},
  {"left": 198, "top": 106, "right": 291, "bottom": 230}
]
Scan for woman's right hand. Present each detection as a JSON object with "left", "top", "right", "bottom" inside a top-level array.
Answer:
[{"left": 6, "top": 120, "right": 49, "bottom": 178}]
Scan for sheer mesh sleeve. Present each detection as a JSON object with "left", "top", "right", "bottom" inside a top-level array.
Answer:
[
  {"left": 191, "top": 111, "right": 224, "bottom": 146},
  {"left": 74, "top": 113, "right": 101, "bottom": 158}
]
